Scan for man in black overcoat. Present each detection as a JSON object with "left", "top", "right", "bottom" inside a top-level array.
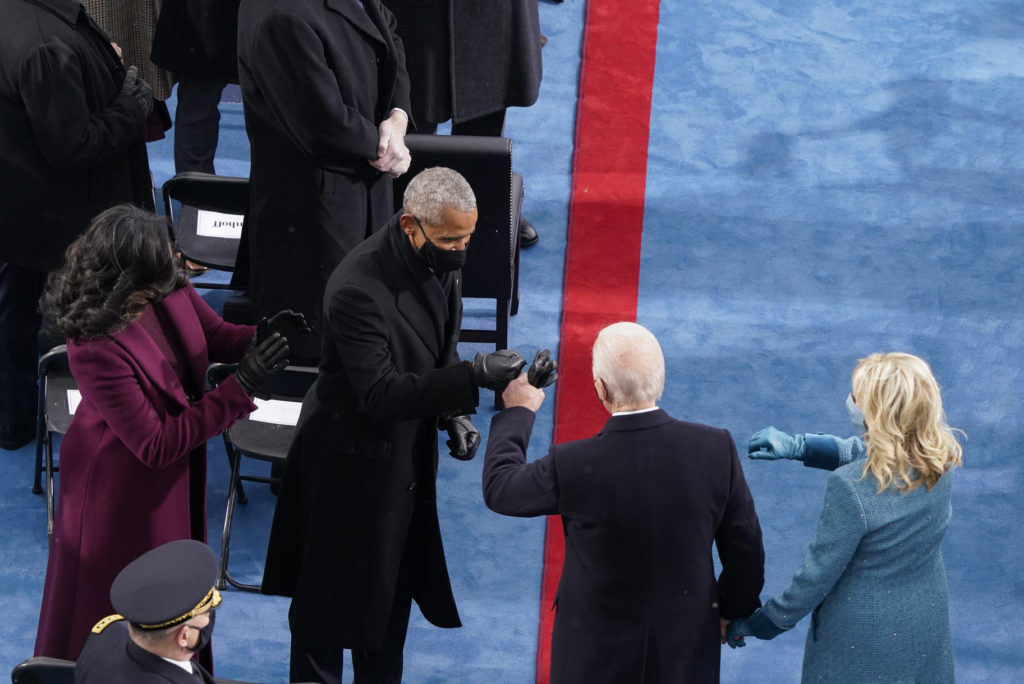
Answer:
[
  {"left": 0, "top": 0, "right": 152, "bottom": 449},
  {"left": 262, "top": 168, "right": 527, "bottom": 683},
  {"left": 483, "top": 322, "right": 767, "bottom": 683},
  {"left": 236, "top": 0, "right": 413, "bottom": 358}
]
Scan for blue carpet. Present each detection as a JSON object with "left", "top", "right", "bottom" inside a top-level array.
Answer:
[{"left": 2, "top": 0, "right": 1022, "bottom": 682}]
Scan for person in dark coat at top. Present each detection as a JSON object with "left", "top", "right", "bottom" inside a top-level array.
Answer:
[
  {"left": 382, "top": 0, "right": 544, "bottom": 246},
  {"left": 33, "top": 205, "right": 302, "bottom": 662},
  {"left": 0, "top": 0, "right": 153, "bottom": 450},
  {"left": 483, "top": 322, "right": 766, "bottom": 683},
  {"left": 261, "top": 167, "right": 529, "bottom": 684},
  {"left": 236, "top": 0, "right": 413, "bottom": 359}
]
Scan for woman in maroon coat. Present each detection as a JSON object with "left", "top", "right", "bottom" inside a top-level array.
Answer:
[{"left": 33, "top": 204, "right": 298, "bottom": 661}]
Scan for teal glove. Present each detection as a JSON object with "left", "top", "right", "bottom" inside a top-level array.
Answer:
[
  {"left": 726, "top": 610, "right": 787, "bottom": 649},
  {"left": 748, "top": 427, "right": 805, "bottom": 460}
]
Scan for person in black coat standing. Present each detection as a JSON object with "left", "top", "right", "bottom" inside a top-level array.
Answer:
[
  {"left": 236, "top": 0, "right": 413, "bottom": 359},
  {"left": 483, "top": 322, "right": 766, "bottom": 683},
  {"left": 261, "top": 167, "right": 528, "bottom": 684},
  {"left": 0, "top": 0, "right": 152, "bottom": 449}
]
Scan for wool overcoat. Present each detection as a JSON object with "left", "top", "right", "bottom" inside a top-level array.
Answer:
[
  {"left": 151, "top": 0, "right": 240, "bottom": 84},
  {"left": 760, "top": 435, "right": 956, "bottom": 683},
  {"left": 262, "top": 214, "right": 479, "bottom": 649},
  {"left": 483, "top": 407, "right": 766, "bottom": 683},
  {"left": 383, "top": 0, "right": 542, "bottom": 125},
  {"left": 34, "top": 287, "right": 256, "bottom": 660},
  {"left": 236, "top": 0, "right": 411, "bottom": 356},
  {"left": 0, "top": 0, "right": 151, "bottom": 272}
]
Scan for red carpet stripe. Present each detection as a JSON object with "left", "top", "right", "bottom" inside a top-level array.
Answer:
[{"left": 537, "top": 1, "right": 661, "bottom": 681}]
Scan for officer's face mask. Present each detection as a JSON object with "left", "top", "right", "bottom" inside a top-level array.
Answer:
[
  {"left": 415, "top": 217, "right": 467, "bottom": 273},
  {"left": 188, "top": 611, "right": 215, "bottom": 653},
  {"left": 846, "top": 393, "right": 867, "bottom": 434}
]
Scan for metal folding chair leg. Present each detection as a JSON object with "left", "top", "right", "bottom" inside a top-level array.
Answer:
[{"left": 217, "top": 436, "right": 263, "bottom": 593}]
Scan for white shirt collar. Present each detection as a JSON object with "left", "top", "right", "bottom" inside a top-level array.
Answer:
[{"left": 612, "top": 406, "right": 659, "bottom": 417}]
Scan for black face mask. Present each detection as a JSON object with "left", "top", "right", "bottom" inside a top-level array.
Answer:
[
  {"left": 415, "top": 217, "right": 467, "bottom": 273},
  {"left": 188, "top": 611, "right": 215, "bottom": 653}
]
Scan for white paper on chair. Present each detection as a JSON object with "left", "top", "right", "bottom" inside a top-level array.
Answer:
[
  {"left": 249, "top": 399, "right": 301, "bottom": 426},
  {"left": 196, "top": 210, "right": 244, "bottom": 239},
  {"left": 67, "top": 389, "right": 81, "bottom": 415}
]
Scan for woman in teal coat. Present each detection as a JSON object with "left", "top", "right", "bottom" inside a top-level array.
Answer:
[{"left": 729, "top": 352, "right": 961, "bottom": 683}]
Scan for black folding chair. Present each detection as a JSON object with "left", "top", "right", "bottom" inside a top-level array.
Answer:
[
  {"left": 161, "top": 172, "right": 249, "bottom": 289},
  {"left": 207, "top": 363, "right": 318, "bottom": 591},
  {"left": 10, "top": 657, "right": 74, "bottom": 684},
  {"left": 33, "top": 345, "right": 76, "bottom": 540}
]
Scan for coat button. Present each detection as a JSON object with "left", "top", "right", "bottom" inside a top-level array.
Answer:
[{"left": 406, "top": 482, "right": 417, "bottom": 491}]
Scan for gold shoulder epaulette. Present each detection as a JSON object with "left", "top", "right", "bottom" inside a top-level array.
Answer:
[{"left": 91, "top": 614, "right": 124, "bottom": 634}]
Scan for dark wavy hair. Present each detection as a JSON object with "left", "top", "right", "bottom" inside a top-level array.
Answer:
[{"left": 41, "top": 204, "right": 189, "bottom": 341}]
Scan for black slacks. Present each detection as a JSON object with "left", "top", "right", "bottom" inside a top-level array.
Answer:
[
  {"left": 288, "top": 532, "right": 417, "bottom": 684},
  {"left": 174, "top": 77, "right": 227, "bottom": 174}
]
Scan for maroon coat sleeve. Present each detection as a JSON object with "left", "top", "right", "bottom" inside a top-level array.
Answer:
[{"left": 68, "top": 338, "right": 256, "bottom": 470}]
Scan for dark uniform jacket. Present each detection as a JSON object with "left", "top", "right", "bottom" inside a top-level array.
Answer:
[
  {"left": 382, "top": 0, "right": 542, "bottom": 125},
  {"left": 262, "top": 214, "right": 478, "bottom": 649},
  {"left": 0, "top": 0, "right": 152, "bottom": 271},
  {"left": 236, "top": 0, "right": 411, "bottom": 356},
  {"left": 75, "top": 618, "right": 215, "bottom": 684},
  {"left": 483, "top": 407, "right": 766, "bottom": 684}
]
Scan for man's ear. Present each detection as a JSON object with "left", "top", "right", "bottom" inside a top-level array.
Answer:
[
  {"left": 594, "top": 377, "right": 608, "bottom": 404},
  {"left": 175, "top": 624, "right": 191, "bottom": 648},
  {"left": 399, "top": 213, "right": 418, "bottom": 236}
]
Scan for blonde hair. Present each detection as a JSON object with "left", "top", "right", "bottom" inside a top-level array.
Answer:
[{"left": 852, "top": 352, "right": 963, "bottom": 493}]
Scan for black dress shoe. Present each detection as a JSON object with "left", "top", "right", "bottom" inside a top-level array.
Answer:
[
  {"left": 0, "top": 419, "right": 36, "bottom": 451},
  {"left": 519, "top": 216, "right": 539, "bottom": 248}
]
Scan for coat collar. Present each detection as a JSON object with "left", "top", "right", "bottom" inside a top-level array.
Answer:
[
  {"left": 599, "top": 408, "right": 673, "bottom": 433},
  {"left": 324, "top": 0, "right": 385, "bottom": 46},
  {"left": 29, "top": 0, "right": 80, "bottom": 26},
  {"left": 126, "top": 634, "right": 212, "bottom": 683},
  {"left": 107, "top": 288, "right": 206, "bottom": 407},
  {"left": 383, "top": 214, "right": 453, "bottom": 360}
]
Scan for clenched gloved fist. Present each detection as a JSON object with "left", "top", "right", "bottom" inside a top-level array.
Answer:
[
  {"left": 440, "top": 414, "right": 480, "bottom": 461},
  {"left": 747, "top": 426, "right": 805, "bottom": 461},
  {"left": 257, "top": 309, "right": 311, "bottom": 345},
  {"left": 472, "top": 349, "right": 526, "bottom": 391},
  {"left": 121, "top": 65, "right": 154, "bottom": 118},
  {"left": 235, "top": 332, "right": 289, "bottom": 396},
  {"left": 527, "top": 349, "right": 558, "bottom": 388}
]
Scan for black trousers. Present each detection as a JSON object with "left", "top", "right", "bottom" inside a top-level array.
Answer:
[
  {"left": 174, "top": 77, "right": 227, "bottom": 174},
  {"left": 0, "top": 263, "right": 47, "bottom": 424},
  {"left": 289, "top": 539, "right": 416, "bottom": 684}
]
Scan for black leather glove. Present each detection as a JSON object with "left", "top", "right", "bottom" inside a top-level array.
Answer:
[
  {"left": 440, "top": 414, "right": 480, "bottom": 461},
  {"left": 527, "top": 349, "right": 558, "bottom": 388},
  {"left": 121, "top": 65, "right": 153, "bottom": 118},
  {"left": 472, "top": 349, "right": 526, "bottom": 391},
  {"left": 257, "top": 309, "right": 311, "bottom": 345},
  {"left": 235, "top": 332, "right": 289, "bottom": 396}
]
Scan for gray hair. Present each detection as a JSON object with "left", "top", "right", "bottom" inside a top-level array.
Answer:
[
  {"left": 591, "top": 322, "right": 665, "bottom": 405},
  {"left": 401, "top": 167, "right": 476, "bottom": 225}
]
